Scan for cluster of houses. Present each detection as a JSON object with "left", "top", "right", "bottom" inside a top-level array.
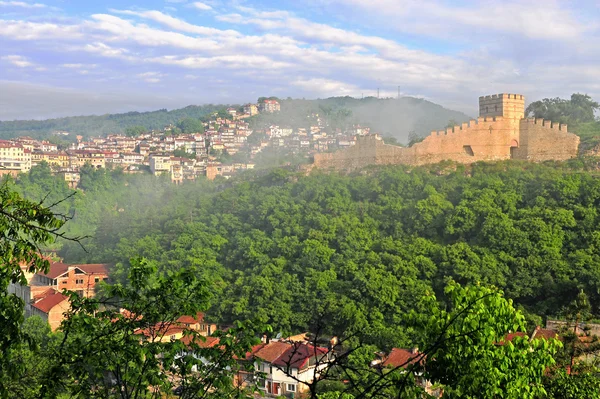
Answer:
[
  {"left": 9, "top": 257, "right": 597, "bottom": 398},
  {"left": 0, "top": 98, "right": 376, "bottom": 185},
  {"left": 9, "top": 260, "right": 110, "bottom": 330}
]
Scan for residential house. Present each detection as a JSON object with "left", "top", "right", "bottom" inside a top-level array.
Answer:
[
  {"left": 375, "top": 348, "right": 441, "bottom": 398},
  {"left": 250, "top": 341, "right": 331, "bottom": 397},
  {"left": 30, "top": 288, "right": 70, "bottom": 331},
  {"left": 243, "top": 103, "right": 259, "bottom": 116},
  {"left": 149, "top": 153, "right": 171, "bottom": 175},
  {"left": 259, "top": 99, "right": 281, "bottom": 113},
  {"left": 32, "top": 262, "right": 110, "bottom": 298},
  {"left": 0, "top": 140, "right": 31, "bottom": 173}
]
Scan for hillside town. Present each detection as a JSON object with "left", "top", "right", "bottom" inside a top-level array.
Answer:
[{"left": 0, "top": 99, "right": 371, "bottom": 186}]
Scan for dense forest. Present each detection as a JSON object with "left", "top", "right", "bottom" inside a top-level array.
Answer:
[
  {"left": 8, "top": 158, "right": 600, "bottom": 347},
  {"left": 3, "top": 158, "right": 600, "bottom": 397}
]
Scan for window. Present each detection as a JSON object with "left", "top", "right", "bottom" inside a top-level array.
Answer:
[
  {"left": 287, "top": 384, "right": 296, "bottom": 392},
  {"left": 76, "top": 279, "right": 84, "bottom": 284},
  {"left": 103, "top": 277, "right": 109, "bottom": 281},
  {"left": 94, "top": 277, "right": 100, "bottom": 282}
]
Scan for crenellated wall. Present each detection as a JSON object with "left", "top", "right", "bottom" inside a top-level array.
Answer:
[
  {"left": 514, "top": 118, "right": 579, "bottom": 161},
  {"left": 312, "top": 93, "right": 580, "bottom": 171}
]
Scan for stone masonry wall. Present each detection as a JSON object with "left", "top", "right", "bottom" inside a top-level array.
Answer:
[
  {"left": 312, "top": 93, "right": 580, "bottom": 171},
  {"left": 314, "top": 116, "right": 521, "bottom": 170},
  {"left": 514, "top": 119, "right": 580, "bottom": 161}
]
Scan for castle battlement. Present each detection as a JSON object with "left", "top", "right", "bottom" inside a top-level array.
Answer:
[
  {"left": 523, "top": 118, "right": 568, "bottom": 132},
  {"left": 429, "top": 116, "right": 507, "bottom": 137},
  {"left": 312, "top": 93, "right": 579, "bottom": 171},
  {"left": 479, "top": 93, "right": 525, "bottom": 101}
]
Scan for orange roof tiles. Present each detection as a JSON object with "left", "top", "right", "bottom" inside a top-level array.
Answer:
[
  {"left": 381, "top": 348, "right": 422, "bottom": 368},
  {"left": 39, "top": 262, "right": 109, "bottom": 279},
  {"left": 272, "top": 343, "right": 328, "bottom": 369},
  {"left": 254, "top": 341, "right": 291, "bottom": 363},
  {"left": 31, "top": 289, "right": 69, "bottom": 313}
]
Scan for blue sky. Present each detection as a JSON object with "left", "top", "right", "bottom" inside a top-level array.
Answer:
[{"left": 1, "top": 0, "right": 599, "bottom": 120}]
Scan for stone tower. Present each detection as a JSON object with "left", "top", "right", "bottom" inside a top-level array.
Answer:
[{"left": 479, "top": 93, "right": 525, "bottom": 135}]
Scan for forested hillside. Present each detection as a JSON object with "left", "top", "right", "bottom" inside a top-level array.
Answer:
[
  {"left": 10, "top": 159, "right": 600, "bottom": 350},
  {"left": 247, "top": 96, "right": 471, "bottom": 142},
  {"left": 0, "top": 96, "right": 470, "bottom": 143},
  {"left": 0, "top": 104, "right": 228, "bottom": 140}
]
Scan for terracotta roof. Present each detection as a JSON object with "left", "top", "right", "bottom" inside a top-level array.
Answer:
[
  {"left": 31, "top": 289, "right": 69, "bottom": 313},
  {"left": 38, "top": 262, "right": 109, "bottom": 278},
  {"left": 39, "top": 262, "right": 69, "bottom": 278},
  {"left": 381, "top": 348, "right": 422, "bottom": 368},
  {"left": 254, "top": 341, "right": 291, "bottom": 363},
  {"left": 180, "top": 335, "right": 220, "bottom": 348},
  {"left": 499, "top": 327, "right": 558, "bottom": 345},
  {"left": 272, "top": 343, "right": 329, "bottom": 369},
  {"left": 177, "top": 312, "right": 205, "bottom": 325},
  {"left": 77, "top": 263, "right": 110, "bottom": 275}
]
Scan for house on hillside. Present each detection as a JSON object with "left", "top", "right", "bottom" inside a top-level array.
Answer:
[
  {"left": 249, "top": 341, "right": 332, "bottom": 396},
  {"left": 30, "top": 289, "right": 70, "bottom": 331},
  {"left": 374, "top": 348, "right": 441, "bottom": 397},
  {"left": 32, "top": 262, "right": 110, "bottom": 298}
]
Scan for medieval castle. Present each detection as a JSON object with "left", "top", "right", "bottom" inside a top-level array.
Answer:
[{"left": 313, "top": 94, "right": 580, "bottom": 171}]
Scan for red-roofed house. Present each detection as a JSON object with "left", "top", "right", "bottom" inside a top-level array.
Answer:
[
  {"left": 375, "top": 348, "right": 441, "bottom": 398},
  {"left": 135, "top": 312, "right": 217, "bottom": 343},
  {"left": 380, "top": 347, "right": 422, "bottom": 368},
  {"left": 30, "top": 289, "right": 70, "bottom": 331},
  {"left": 32, "top": 262, "right": 110, "bottom": 298},
  {"left": 250, "top": 341, "right": 332, "bottom": 396}
]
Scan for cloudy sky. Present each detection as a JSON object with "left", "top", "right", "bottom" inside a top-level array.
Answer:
[{"left": 1, "top": 0, "right": 599, "bottom": 120}]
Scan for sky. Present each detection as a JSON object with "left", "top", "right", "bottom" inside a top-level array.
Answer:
[{"left": 1, "top": 0, "right": 599, "bottom": 120}]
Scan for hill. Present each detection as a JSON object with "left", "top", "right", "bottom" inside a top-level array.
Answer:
[
  {"left": 0, "top": 104, "right": 229, "bottom": 141},
  {"left": 0, "top": 96, "right": 471, "bottom": 143}
]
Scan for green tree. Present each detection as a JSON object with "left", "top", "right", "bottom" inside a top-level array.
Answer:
[
  {"left": 43, "top": 258, "right": 264, "bottom": 398},
  {"left": 0, "top": 180, "right": 73, "bottom": 396},
  {"left": 412, "top": 282, "right": 560, "bottom": 399},
  {"left": 526, "top": 94, "right": 599, "bottom": 126},
  {"left": 124, "top": 125, "right": 146, "bottom": 137},
  {"left": 178, "top": 118, "right": 205, "bottom": 134}
]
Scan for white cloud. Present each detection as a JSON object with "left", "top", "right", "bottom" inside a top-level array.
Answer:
[
  {"left": 2, "top": 54, "right": 34, "bottom": 67},
  {"left": 62, "top": 63, "right": 97, "bottom": 69},
  {"left": 137, "top": 71, "right": 165, "bottom": 83},
  {"left": 111, "top": 9, "right": 238, "bottom": 37},
  {"left": 330, "top": 0, "right": 591, "bottom": 41},
  {"left": 0, "top": 1, "right": 46, "bottom": 8},
  {"left": 292, "top": 78, "right": 360, "bottom": 97},
  {"left": 191, "top": 2, "right": 212, "bottom": 11},
  {"left": 0, "top": 20, "right": 82, "bottom": 40}
]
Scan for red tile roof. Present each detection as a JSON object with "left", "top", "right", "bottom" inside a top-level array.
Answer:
[
  {"left": 272, "top": 343, "right": 329, "bottom": 369},
  {"left": 177, "top": 312, "right": 205, "bottom": 325},
  {"left": 254, "top": 341, "right": 291, "bottom": 363},
  {"left": 381, "top": 348, "right": 422, "bottom": 368},
  {"left": 31, "top": 289, "right": 69, "bottom": 313},
  {"left": 78, "top": 263, "right": 110, "bottom": 275},
  {"left": 180, "top": 335, "right": 220, "bottom": 348},
  {"left": 498, "top": 327, "right": 558, "bottom": 345},
  {"left": 38, "top": 262, "right": 109, "bottom": 278}
]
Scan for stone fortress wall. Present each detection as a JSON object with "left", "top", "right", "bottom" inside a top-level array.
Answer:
[{"left": 313, "top": 94, "right": 580, "bottom": 171}]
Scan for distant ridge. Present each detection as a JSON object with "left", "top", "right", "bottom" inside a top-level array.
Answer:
[{"left": 0, "top": 96, "right": 471, "bottom": 143}]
